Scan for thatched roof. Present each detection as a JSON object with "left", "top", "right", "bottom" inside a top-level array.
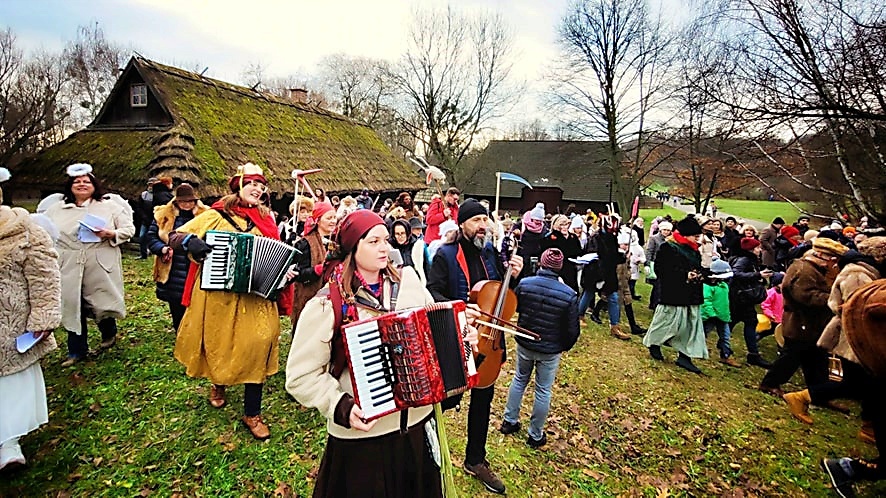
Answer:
[
  {"left": 461, "top": 140, "right": 612, "bottom": 202},
  {"left": 12, "top": 57, "right": 424, "bottom": 197}
]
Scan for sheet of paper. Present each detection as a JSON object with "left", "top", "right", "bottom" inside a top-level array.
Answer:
[{"left": 78, "top": 213, "right": 107, "bottom": 243}]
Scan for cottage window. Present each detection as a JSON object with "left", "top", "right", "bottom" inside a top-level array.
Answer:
[{"left": 131, "top": 84, "right": 148, "bottom": 107}]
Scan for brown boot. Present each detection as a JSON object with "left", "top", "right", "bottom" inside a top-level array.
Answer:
[
  {"left": 242, "top": 415, "right": 270, "bottom": 440},
  {"left": 783, "top": 390, "right": 813, "bottom": 424},
  {"left": 209, "top": 384, "right": 226, "bottom": 408},
  {"left": 859, "top": 421, "right": 877, "bottom": 445},
  {"left": 610, "top": 325, "right": 631, "bottom": 341}
]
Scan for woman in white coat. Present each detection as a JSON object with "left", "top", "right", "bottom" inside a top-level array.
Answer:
[{"left": 43, "top": 164, "right": 135, "bottom": 366}]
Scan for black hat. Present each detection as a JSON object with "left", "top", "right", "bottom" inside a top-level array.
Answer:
[
  {"left": 773, "top": 217, "right": 785, "bottom": 225},
  {"left": 675, "top": 214, "right": 702, "bottom": 236},
  {"left": 458, "top": 198, "right": 488, "bottom": 225},
  {"left": 408, "top": 216, "right": 425, "bottom": 230}
]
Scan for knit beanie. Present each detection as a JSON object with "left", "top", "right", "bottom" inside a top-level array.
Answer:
[
  {"left": 740, "top": 237, "right": 761, "bottom": 252},
  {"left": 710, "top": 259, "right": 733, "bottom": 278},
  {"left": 569, "top": 215, "right": 585, "bottom": 230},
  {"left": 539, "top": 248, "right": 564, "bottom": 272},
  {"left": 780, "top": 225, "right": 800, "bottom": 239},
  {"left": 658, "top": 221, "right": 673, "bottom": 231},
  {"left": 337, "top": 210, "right": 386, "bottom": 255},
  {"left": 675, "top": 215, "right": 702, "bottom": 236},
  {"left": 458, "top": 198, "right": 488, "bottom": 225},
  {"left": 529, "top": 202, "right": 545, "bottom": 221},
  {"left": 773, "top": 217, "right": 785, "bottom": 225}
]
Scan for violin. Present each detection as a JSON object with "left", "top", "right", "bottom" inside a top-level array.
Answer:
[{"left": 469, "top": 227, "right": 538, "bottom": 388}]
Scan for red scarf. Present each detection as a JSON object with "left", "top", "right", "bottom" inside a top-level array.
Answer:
[
  {"left": 672, "top": 231, "right": 700, "bottom": 251},
  {"left": 210, "top": 200, "right": 280, "bottom": 240}
]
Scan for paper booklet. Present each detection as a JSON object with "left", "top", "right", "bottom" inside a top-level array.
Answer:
[{"left": 78, "top": 213, "right": 108, "bottom": 243}]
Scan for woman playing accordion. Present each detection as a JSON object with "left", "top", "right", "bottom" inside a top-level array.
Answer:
[
  {"left": 285, "top": 210, "right": 478, "bottom": 498},
  {"left": 168, "top": 163, "right": 286, "bottom": 441}
]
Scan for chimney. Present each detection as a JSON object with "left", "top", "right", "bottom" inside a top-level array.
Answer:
[{"left": 288, "top": 88, "right": 309, "bottom": 104}]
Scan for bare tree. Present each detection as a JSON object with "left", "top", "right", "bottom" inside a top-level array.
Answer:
[
  {"left": 61, "top": 22, "right": 126, "bottom": 129},
  {"left": 395, "top": 6, "right": 520, "bottom": 186},
  {"left": 0, "top": 29, "right": 68, "bottom": 168},
  {"left": 239, "top": 60, "right": 266, "bottom": 89},
  {"left": 713, "top": 0, "right": 886, "bottom": 223},
  {"left": 552, "top": 0, "right": 673, "bottom": 213},
  {"left": 502, "top": 119, "right": 552, "bottom": 140},
  {"left": 316, "top": 53, "right": 397, "bottom": 126}
]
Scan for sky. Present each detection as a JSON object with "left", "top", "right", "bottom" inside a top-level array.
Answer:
[{"left": 1, "top": 0, "right": 688, "bottom": 133}]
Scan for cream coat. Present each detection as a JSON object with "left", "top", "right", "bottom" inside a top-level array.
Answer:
[
  {"left": 817, "top": 261, "right": 880, "bottom": 364},
  {"left": 43, "top": 196, "right": 135, "bottom": 332},
  {"left": 285, "top": 267, "right": 434, "bottom": 440},
  {"left": 0, "top": 207, "right": 61, "bottom": 376}
]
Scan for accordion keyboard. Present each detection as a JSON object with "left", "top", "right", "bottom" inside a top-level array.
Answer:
[
  {"left": 201, "top": 231, "right": 234, "bottom": 289},
  {"left": 344, "top": 320, "right": 397, "bottom": 420}
]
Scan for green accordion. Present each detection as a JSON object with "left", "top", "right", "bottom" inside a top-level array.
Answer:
[{"left": 199, "top": 230, "right": 298, "bottom": 299}]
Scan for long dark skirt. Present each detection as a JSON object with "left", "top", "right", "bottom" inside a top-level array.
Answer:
[{"left": 313, "top": 418, "right": 442, "bottom": 498}]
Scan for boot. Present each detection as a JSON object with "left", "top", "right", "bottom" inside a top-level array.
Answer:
[
  {"left": 648, "top": 345, "right": 664, "bottom": 361},
  {"left": 624, "top": 304, "right": 646, "bottom": 335},
  {"left": 675, "top": 353, "right": 702, "bottom": 374},
  {"left": 98, "top": 318, "right": 118, "bottom": 350},
  {"left": 242, "top": 415, "right": 270, "bottom": 440},
  {"left": 746, "top": 353, "right": 772, "bottom": 369},
  {"left": 210, "top": 384, "right": 226, "bottom": 408},
  {"left": 610, "top": 324, "right": 631, "bottom": 341},
  {"left": 859, "top": 421, "right": 877, "bottom": 445},
  {"left": 783, "top": 389, "right": 813, "bottom": 424}
]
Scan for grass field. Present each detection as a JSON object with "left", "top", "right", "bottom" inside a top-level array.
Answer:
[
  {"left": 2, "top": 256, "right": 884, "bottom": 497},
  {"left": 703, "top": 200, "right": 817, "bottom": 226}
]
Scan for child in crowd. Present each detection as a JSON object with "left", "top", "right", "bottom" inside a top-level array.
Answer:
[
  {"left": 702, "top": 259, "right": 739, "bottom": 367},
  {"left": 760, "top": 272, "right": 784, "bottom": 340}
]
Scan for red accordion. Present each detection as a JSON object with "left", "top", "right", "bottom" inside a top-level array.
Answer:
[{"left": 342, "top": 300, "right": 478, "bottom": 421}]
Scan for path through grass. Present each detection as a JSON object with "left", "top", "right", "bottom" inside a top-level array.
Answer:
[{"left": 1, "top": 256, "right": 883, "bottom": 497}]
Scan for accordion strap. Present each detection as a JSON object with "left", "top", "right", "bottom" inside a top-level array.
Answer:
[{"left": 215, "top": 209, "right": 256, "bottom": 233}]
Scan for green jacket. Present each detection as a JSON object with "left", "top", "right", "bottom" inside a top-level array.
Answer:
[{"left": 702, "top": 281, "right": 732, "bottom": 323}]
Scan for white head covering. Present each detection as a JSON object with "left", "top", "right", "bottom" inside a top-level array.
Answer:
[{"left": 529, "top": 203, "right": 545, "bottom": 221}]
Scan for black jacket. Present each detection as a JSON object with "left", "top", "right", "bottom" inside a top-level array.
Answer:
[
  {"left": 655, "top": 240, "right": 704, "bottom": 306},
  {"left": 146, "top": 211, "right": 195, "bottom": 302},
  {"left": 728, "top": 250, "right": 768, "bottom": 318},
  {"left": 152, "top": 183, "right": 173, "bottom": 208},
  {"left": 593, "top": 232, "right": 620, "bottom": 295},
  {"left": 514, "top": 269, "right": 580, "bottom": 353},
  {"left": 541, "top": 231, "right": 583, "bottom": 292}
]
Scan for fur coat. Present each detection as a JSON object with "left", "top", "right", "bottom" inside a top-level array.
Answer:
[
  {"left": 0, "top": 207, "right": 61, "bottom": 376},
  {"left": 151, "top": 201, "right": 209, "bottom": 284},
  {"left": 817, "top": 261, "right": 880, "bottom": 363}
]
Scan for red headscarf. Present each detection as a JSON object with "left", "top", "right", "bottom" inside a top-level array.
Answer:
[{"left": 303, "top": 201, "right": 335, "bottom": 236}]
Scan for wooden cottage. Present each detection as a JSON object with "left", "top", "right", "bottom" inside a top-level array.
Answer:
[
  {"left": 10, "top": 56, "right": 424, "bottom": 202},
  {"left": 459, "top": 140, "right": 613, "bottom": 216}
]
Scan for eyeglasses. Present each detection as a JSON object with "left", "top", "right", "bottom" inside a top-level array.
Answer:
[{"left": 243, "top": 180, "right": 268, "bottom": 192}]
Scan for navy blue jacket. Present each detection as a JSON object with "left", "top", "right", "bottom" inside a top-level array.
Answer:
[
  {"left": 427, "top": 239, "right": 503, "bottom": 303},
  {"left": 514, "top": 269, "right": 580, "bottom": 353},
  {"left": 146, "top": 211, "right": 195, "bottom": 303}
]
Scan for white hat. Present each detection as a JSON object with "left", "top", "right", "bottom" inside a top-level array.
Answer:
[
  {"left": 617, "top": 232, "right": 631, "bottom": 245},
  {"left": 0, "top": 167, "right": 10, "bottom": 183},
  {"left": 569, "top": 216, "right": 585, "bottom": 230},
  {"left": 830, "top": 221, "right": 843, "bottom": 230},
  {"left": 439, "top": 220, "right": 458, "bottom": 237},
  {"left": 66, "top": 163, "right": 93, "bottom": 177},
  {"left": 658, "top": 221, "right": 673, "bottom": 231},
  {"left": 529, "top": 202, "right": 545, "bottom": 221}
]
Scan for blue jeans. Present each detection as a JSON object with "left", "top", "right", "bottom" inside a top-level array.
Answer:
[
  {"left": 503, "top": 346, "right": 562, "bottom": 440},
  {"left": 606, "top": 291, "right": 620, "bottom": 326},
  {"left": 703, "top": 318, "right": 732, "bottom": 358},
  {"left": 138, "top": 223, "right": 150, "bottom": 258},
  {"left": 579, "top": 290, "right": 594, "bottom": 316}
]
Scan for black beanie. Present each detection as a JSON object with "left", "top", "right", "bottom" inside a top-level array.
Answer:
[
  {"left": 773, "top": 217, "right": 785, "bottom": 225},
  {"left": 458, "top": 198, "right": 488, "bottom": 225},
  {"left": 675, "top": 214, "right": 702, "bottom": 236}
]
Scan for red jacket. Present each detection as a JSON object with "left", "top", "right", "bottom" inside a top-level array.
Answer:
[{"left": 424, "top": 198, "right": 458, "bottom": 242}]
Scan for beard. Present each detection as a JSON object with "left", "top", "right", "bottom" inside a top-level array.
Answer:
[{"left": 468, "top": 229, "right": 487, "bottom": 249}]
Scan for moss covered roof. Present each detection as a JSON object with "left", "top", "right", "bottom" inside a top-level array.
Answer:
[{"left": 14, "top": 57, "right": 424, "bottom": 197}]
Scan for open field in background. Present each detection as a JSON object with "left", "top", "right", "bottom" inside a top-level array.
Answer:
[
  {"left": 3, "top": 256, "right": 884, "bottom": 497},
  {"left": 699, "top": 200, "right": 818, "bottom": 227}
]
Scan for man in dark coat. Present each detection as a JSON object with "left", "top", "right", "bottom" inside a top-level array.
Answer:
[
  {"left": 499, "top": 248, "right": 580, "bottom": 449},
  {"left": 759, "top": 237, "right": 847, "bottom": 396},
  {"left": 760, "top": 217, "right": 785, "bottom": 268},
  {"left": 590, "top": 214, "right": 631, "bottom": 340},
  {"left": 728, "top": 238, "right": 774, "bottom": 368},
  {"left": 426, "top": 198, "right": 522, "bottom": 495}
]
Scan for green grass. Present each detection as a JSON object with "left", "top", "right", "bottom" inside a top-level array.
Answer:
[
  {"left": 2, "top": 256, "right": 884, "bottom": 497},
  {"left": 639, "top": 205, "right": 686, "bottom": 224},
  {"left": 707, "top": 199, "right": 815, "bottom": 225}
]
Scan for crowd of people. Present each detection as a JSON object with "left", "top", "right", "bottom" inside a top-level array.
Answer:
[{"left": 3, "top": 162, "right": 886, "bottom": 498}]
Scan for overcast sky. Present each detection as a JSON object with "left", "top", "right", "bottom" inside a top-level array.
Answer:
[{"left": 2, "top": 0, "right": 689, "bottom": 132}]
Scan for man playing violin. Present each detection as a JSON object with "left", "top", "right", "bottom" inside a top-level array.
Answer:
[{"left": 426, "top": 198, "right": 523, "bottom": 495}]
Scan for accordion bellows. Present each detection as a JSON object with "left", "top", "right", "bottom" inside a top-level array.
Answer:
[
  {"left": 343, "top": 301, "right": 478, "bottom": 421},
  {"left": 200, "top": 230, "right": 298, "bottom": 299}
]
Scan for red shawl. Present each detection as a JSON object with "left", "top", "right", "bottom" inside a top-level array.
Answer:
[{"left": 672, "top": 231, "right": 700, "bottom": 251}]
